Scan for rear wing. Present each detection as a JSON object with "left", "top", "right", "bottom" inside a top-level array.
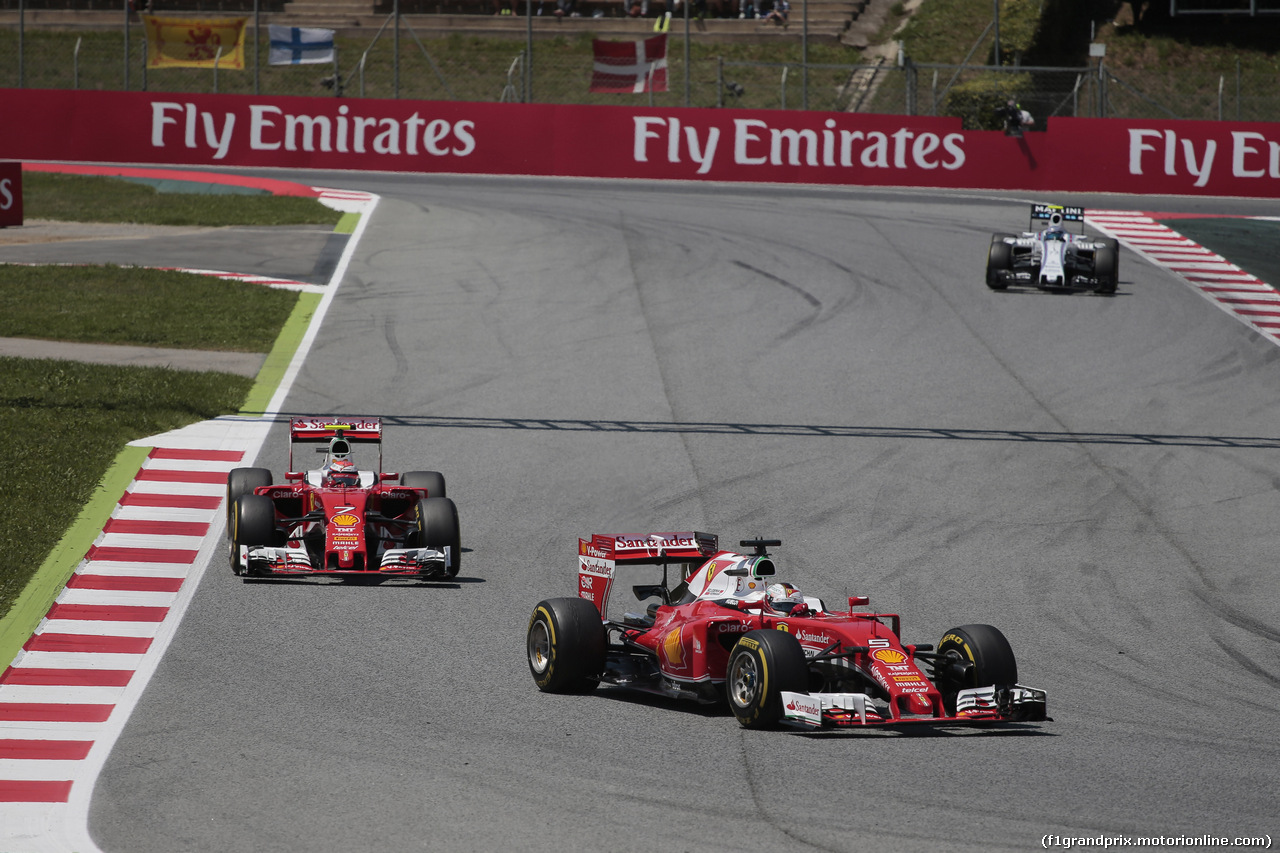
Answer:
[
  {"left": 288, "top": 417, "right": 383, "bottom": 472},
  {"left": 1031, "top": 203, "right": 1084, "bottom": 232},
  {"left": 578, "top": 532, "right": 718, "bottom": 615}
]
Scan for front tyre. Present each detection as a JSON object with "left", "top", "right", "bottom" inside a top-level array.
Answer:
[
  {"left": 1094, "top": 246, "right": 1118, "bottom": 294},
  {"left": 229, "top": 494, "right": 277, "bottom": 577},
  {"left": 415, "top": 497, "right": 461, "bottom": 577},
  {"left": 934, "top": 623, "right": 1019, "bottom": 713},
  {"left": 527, "top": 598, "right": 606, "bottom": 694},
  {"left": 986, "top": 241, "right": 1012, "bottom": 290},
  {"left": 726, "top": 630, "right": 808, "bottom": 729}
]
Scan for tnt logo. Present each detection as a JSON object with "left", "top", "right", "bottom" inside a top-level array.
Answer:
[{"left": 0, "top": 162, "right": 23, "bottom": 227}]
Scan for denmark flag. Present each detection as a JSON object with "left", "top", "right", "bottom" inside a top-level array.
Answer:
[{"left": 590, "top": 35, "right": 668, "bottom": 94}]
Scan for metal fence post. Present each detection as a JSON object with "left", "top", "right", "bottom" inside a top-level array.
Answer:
[
  {"left": 18, "top": 0, "right": 24, "bottom": 88},
  {"left": 124, "top": 0, "right": 130, "bottom": 92},
  {"left": 801, "top": 0, "right": 808, "bottom": 110}
]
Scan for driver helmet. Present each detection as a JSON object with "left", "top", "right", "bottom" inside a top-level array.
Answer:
[
  {"left": 765, "top": 582, "right": 806, "bottom": 615},
  {"left": 324, "top": 457, "right": 359, "bottom": 488},
  {"left": 1044, "top": 228, "right": 1066, "bottom": 242}
]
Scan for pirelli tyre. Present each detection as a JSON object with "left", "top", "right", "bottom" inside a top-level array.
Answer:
[
  {"left": 226, "top": 467, "right": 272, "bottom": 529},
  {"left": 229, "top": 494, "right": 277, "bottom": 577},
  {"left": 402, "top": 470, "right": 446, "bottom": 499},
  {"left": 933, "top": 623, "right": 1019, "bottom": 714},
  {"left": 1093, "top": 246, "right": 1119, "bottom": 294},
  {"left": 527, "top": 597, "right": 606, "bottom": 694},
  {"left": 415, "top": 497, "right": 461, "bottom": 577},
  {"left": 986, "top": 240, "right": 1013, "bottom": 290},
  {"left": 726, "top": 629, "right": 809, "bottom": 729}
]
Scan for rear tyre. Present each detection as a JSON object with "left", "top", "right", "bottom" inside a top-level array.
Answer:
[
  {"left": 726, "top": 630, "right": 808, "bottom": 729},
  {"left": 934, "top": 624, "right": 1019, "bottom": 713},
  {"left": 527, "top": 597, "right": 606, "bottom": 694},
  {"left": 1094, "top": 246, "right": 1118, "bottom": 294},
  {"left": 226, "top": 467, "right": 272, "bottom": 529},
  {"left": 986, "top": 240, "right": 1012, "bottom": 290},
  {"left": 229, "top": 494, "right": 277, "bottom": 577},
  {"left": 402, "top": 470, "right": 446, "bottom": 499},
  {"left": 416, "top": 497, "right": 461, "bottom": 577}
]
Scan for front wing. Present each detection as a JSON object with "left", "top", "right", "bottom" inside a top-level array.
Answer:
[
  {"left": 239, "top": 544, "right": 452, "bottom": 578},
  {"left": 780, "top": 684, "right": 1048, "bottom": 730}
]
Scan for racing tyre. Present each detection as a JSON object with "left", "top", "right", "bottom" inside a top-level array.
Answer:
[
  {"left": 229, "top": 494, "right": 277, "bottom": 577},
  {"left": 527, "top": 597, "right": 606, "bottom": 694},
  {"left": 934, "top": 624, "right": 1018, "bottom": 714},
  {"left": 726, "top": 630, "right": 808, "bottom": 729},
  {"left": 402, "top": 470, "right": 446, "bottom": 499},
  {"left": 986, "top": 241, "right": 1012, "bottom": 290},
  {"left": 1094, "top": 246, "right": 1118, "bottom": 294},
  {"left": 226, "top": 467, "right": 272, "bottom": 529},
  {"left": 415, "top": 497, "right": 461, "bottom": 577}
]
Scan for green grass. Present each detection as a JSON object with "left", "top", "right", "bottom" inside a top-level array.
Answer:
[
  {"left": 24, "top": 171, "right": 344, "bottom": 227},
  {"left": 0, "top": 264, "right": 299, "bottom": 352},
  {"left": 0, "top": 171, "right": 315, "bottom": 621},
  {"left": 0, "top": 357, "right": 253, "bottom": 620}
]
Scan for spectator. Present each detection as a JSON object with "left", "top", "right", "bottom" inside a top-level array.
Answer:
[
  {"left": 764, "top": 0, "right": 788, "bottom": 26},
  {"left": 999, "top": 99, "right": 1034, "bottom": 136}
]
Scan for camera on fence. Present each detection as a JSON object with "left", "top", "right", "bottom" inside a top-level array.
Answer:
[{"left": 724, "top": 81, "right": 745, "bottom": 98}]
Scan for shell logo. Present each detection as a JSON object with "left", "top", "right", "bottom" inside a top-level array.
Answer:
[
  {"left": 871, "top": 648, "right": 908, "bottom": 664},
  {"left": 331, "top": 514, "right": 360, "bottom": 526},
  {"left": 663, "top": 627, "right": 684, "bottom": 666},
  {"left": 776, "top": 623, "right": 790, "bottom": 633}
]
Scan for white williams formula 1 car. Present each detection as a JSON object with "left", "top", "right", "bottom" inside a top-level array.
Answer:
[{"left": 986, "top": 204, "right": 1119, "bottom": 294}]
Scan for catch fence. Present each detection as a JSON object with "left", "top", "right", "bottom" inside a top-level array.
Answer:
[{"left": 2, "top": 13, "right": 1279, "bottom": 122}]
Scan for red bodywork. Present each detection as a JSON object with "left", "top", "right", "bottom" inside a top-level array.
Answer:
[{"left": 572, "top": 532, "right": 1045, "bottom": 729}]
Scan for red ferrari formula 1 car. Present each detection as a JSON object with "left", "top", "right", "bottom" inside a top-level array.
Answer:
[
  {"left": 527, "top": 533, "right": 1047, "bottom": 730},
  {"left": 225, "top": 417, "right": 460, "bottom": 581}
]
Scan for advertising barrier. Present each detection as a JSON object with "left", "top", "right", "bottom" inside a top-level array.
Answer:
[
  {"left": 0, "top": 160, "right": 21, "bottom": 227},
  {"left": 0, "top": 89, "right": 1278, "bottom": 198}
]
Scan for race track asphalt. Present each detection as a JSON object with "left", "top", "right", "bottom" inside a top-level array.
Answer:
[{"left": 74, "top": 175, "right": 1280, "bottom": 852}]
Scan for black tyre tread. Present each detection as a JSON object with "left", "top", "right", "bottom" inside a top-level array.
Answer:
[
  {"left": 527, "top": 597, "right": 606, "bottom": 694},
  {"left": 416, "top": 496, "right": 461, "bottom": 576},
  {"left": 1094, "top": 246, "right": 1118, "bottom": 293},
  {"left": 230, "top": 494, "right": 277, "bottom": 575},
  {"left": 986, "top": 241, "right": 1012, "bottom": 290},
  {"left": 935, "top": 623, "right": 1019, "bottom": 712},
  {"left": 402, "top": 470, "right": 446, "bottom": 499},
  {"left": 226, "top": 467, "right": 272, "bottom": 527},
  {"left": 726, "top": 629, "right": 808, "bottom": 729}
]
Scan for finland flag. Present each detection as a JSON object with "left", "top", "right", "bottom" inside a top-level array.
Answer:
[{"left": 269, "top": 25, "right": 336, "bottom": 66}]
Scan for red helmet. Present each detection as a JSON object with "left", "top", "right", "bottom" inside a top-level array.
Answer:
[{"left": 324, "top": 458, "right": 359, "bottom": 488}]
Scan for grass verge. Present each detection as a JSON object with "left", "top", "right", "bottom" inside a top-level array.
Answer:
[
  {"left": 0, "top": 357, "right": 254, "bottom": 621},
  {"left": 0, "top": 264, "right": 300, "bottom": 352},
  {"left": 23, "top": 172, "right": 344, "bottom": 227},
  {"left": 0, "top": 170, "right": 324, "bottom": 624}
]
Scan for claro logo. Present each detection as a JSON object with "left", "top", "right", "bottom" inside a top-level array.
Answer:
[{"left": 149, "top": 101, "right": 476, "bottom": 160}]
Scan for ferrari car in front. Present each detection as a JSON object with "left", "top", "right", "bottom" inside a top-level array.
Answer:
[{"left": 527, "top": 533, "right": 1047, "bottom": 731}]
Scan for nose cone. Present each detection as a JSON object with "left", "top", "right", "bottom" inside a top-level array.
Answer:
[{"left": 907, "top": 693, "right": 933, "bottom": 715}]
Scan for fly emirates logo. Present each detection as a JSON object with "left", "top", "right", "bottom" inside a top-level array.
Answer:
[
  {"left": 633, "top": 116, "right": 966, "bottom": 175},
  {"left": 149, "top": 101, "right": 476, "bottom": 161}
]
